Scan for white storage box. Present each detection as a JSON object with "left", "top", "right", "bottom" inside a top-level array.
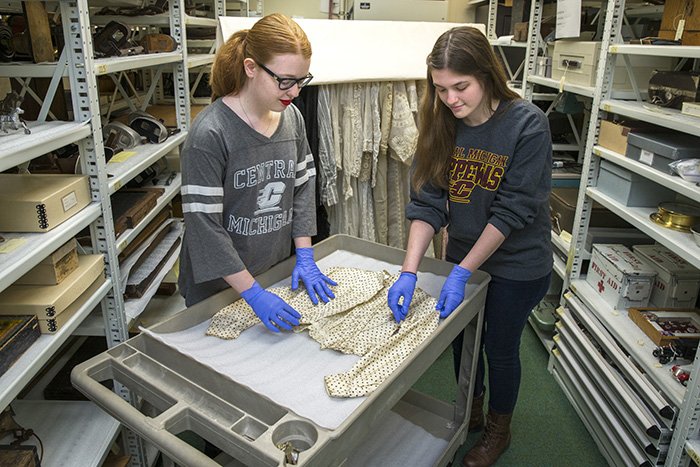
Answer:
[
  {"left": 586, "top": 244, "right": 656, "bottom": 309},
  {"left": 633, "top": 244, "right": 700, "bottom": 308},
  {"left": 552, "top": 40, "right": 674, "bottom": 88},
  {"left": 597, "top": 160, "right": 674, "bottom": 207}
]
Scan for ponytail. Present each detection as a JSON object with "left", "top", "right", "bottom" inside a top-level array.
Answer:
[{"left": 210, "top": 30, "right": 249, "bottom": 101}]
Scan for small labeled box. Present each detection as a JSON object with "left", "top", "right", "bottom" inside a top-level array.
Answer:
[
  {"left": 0, "top": 174, "right": 90, "bottom": 232},
  {"left": 552, "top": 40, "right": 674, "bottom": 88},
  {"left": 626, "top": 131, "right": 700, "bottom": 174},
  {"left": 633, "top": 244, "right": 700, "bottom": 308},
  {"left": 15, "top": 238, "right": 79, "bottom": 285},
  {"left": 0, "top": 255, "right": 104, "bottom": 325},
  {"left": 597, "top": 160, "right": 674, "bottom": 207},
  {"left": 586, "top": 244, "right": 657, "bottom": 309},
  {"left": 629, "top": 307, "right": 700, "bottom": 346}
]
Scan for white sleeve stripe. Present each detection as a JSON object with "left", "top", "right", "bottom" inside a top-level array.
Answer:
[
  {"left": 296, "top": 153, "right": 314, "bottom": 172},
  {"left": 294, "top": 168, "right": 316, "bottom": 187},
  {"left": 181, "top": 185, "right": 224, "bottom": 196},
  {"left": 183, "top": 202, "right": 224, "bottom": 213}
]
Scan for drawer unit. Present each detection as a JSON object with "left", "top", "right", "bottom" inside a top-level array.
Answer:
[
  {"left": 564, "top": 291, "right": 675, "bottom": 421},
  {"left": 552, "top": 344, "right": 658, "bottom": 467},
  {"left": 556, "top": 309, "right": 669, "bottom": 453}
]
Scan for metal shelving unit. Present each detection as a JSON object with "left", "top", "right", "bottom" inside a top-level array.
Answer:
[
  {"left": 0, "top": 0, "right": 225, "bottom": 464},
  {"left": 526, "top": 0, "right": 700, "bottom": 463}
]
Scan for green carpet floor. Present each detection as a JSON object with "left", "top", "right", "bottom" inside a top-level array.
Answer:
[{"left": 413, "top": 324, "right": 607, "bottom": 466}]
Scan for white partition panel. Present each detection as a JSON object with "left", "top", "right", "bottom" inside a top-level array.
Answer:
[{"left": 219, "top": 17, "right": 485, "bottom": 84}]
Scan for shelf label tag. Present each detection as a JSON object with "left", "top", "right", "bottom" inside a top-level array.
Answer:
[
  {"left": 675, "top": 19, "right": 685, "bottom": 41},
  {"left": 107, "top": 151, "right": 137, "bottom": 164},
  {"left": 639, "top": 149, "right": 654, "bottom": 166},
  {"left": 0, "top": 238, "right": 27, "bottom": 254}
]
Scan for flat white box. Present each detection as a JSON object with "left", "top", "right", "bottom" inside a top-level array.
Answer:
[
  {"left": 586, "top": 244, "right": 656, "bottom": 309},
  {"left": 633, "top": 244, "right": 700, "bottom": 308},
  {"left": 552, "top": 40, "right": 674, "bottom": 88}
]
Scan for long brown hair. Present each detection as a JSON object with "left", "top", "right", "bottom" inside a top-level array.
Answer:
[
  {"left": 413, "top": 26, "right": 519, "bottom": 192},
  {"left": 210, "top": 13, "right": 312, "bottom": 100}
]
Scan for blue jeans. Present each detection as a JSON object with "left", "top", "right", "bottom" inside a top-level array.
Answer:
[{"left": 451, "top": 270, "right": 551, "bottom": 414}]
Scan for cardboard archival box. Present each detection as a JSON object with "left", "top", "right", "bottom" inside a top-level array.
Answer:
[
  {"left": 551, "top": 40, "right": 674, "bottom": 88},
  {"left": 629, "top": 307, "right": 700, "bottom": 346},
  {"left": 38, "top": 274, "right": 106, "bottom": 334},
  {"left": 632, "top": 244, "right": 700, "bottom": 308},
  {"left": 586, "top": 244, "right": 656, "bottom": 309},
  {"left": 0, "top": 174, "right": 90, "bottom": 232},
  {"left": 597, "top": 120, "right": 662, "bottom": 156},
  {"left": 14, "top": 238, "right": 79, "bottom": 285},
  {"left": 0, "top": 255, "right": 104, "bottom": 319}
]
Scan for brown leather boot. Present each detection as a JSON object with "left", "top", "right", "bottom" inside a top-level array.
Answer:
[
  {"left": 468, "top": 393, "right": 485, "bottom": 432},
  {"left": 462, "top": 410, "right": 512, "bottom": 467}
]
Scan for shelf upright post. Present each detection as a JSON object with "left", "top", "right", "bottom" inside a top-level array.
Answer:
[
  {"left": 667, "top": 351, "right": 700, "bottom": 465},
  {"left": 487, "top": 0, "right": 497, "bottom": 40},
  {"left": 522, "top": 0, "right": 542, "bottom": 102},
  {"left": 171, "top": 0, "right": 192, "bottom": 131},
  {"left": 59, "top": 1, "right": 149, "bottom": 465},
  {"left": 567, "top": 0, "right": 625, "bottom": 284}
]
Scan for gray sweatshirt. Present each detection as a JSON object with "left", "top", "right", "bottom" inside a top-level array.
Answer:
[
  {"left": 406, "top": 99, "right": 553, "bottom": 280},
  {"left": 178, "top": 99, "right": 317, "bottom": 306}
]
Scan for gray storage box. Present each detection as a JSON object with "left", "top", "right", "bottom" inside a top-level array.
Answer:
[
  {"left": 626, "top": 132, "right": 700, "bottom": 173},
  {"left": 597, "top": 160, "right": 674, "bottom": 207},
  {"left": 70, "top": 235, "right": 490, "bottom": 467}
]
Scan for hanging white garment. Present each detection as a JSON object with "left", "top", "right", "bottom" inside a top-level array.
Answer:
[{"left": 317, "top": 85, "right": 339, "bottom": 207}]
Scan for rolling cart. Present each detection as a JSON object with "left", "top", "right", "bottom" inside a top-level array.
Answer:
[{"left": 71, "top": 235, "right": 489, "bottom": 466}]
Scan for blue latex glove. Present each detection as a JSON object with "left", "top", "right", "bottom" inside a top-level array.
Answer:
[
  {"left": 291, "top": 247, "right": 338, "bottom": 305},
  {"left": 387, "top": 272, "right": 417, "bottom": 322},
  {"left": 436, "top": 265, "right": 472, "bottom": 319},
  {"left": 241, "top": 282, "right": 301, "bottom": 332}
]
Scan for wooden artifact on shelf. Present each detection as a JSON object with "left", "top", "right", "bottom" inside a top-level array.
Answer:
[{"left": 111, "top": 187, "right": 164, "bottom": 237}]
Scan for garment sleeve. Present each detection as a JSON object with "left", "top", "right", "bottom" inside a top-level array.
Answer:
[
  {"left": 291, "top": 107, "right": 318, "bottom": 238},
  {"left": 181, "top": 128, "right": 246, "bottom": 283},
  {"left": 405, "top": 173, "right": 449, "bottom": 234},
  {"left": 488, "top": 111, "right": 552, "bottom": 238}
]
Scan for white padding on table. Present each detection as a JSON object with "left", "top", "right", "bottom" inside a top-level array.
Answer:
[
  {"left": 143, "top": 250, "right": 450, "bottom": 430},
  {"left": 345, "top": 410, "right": 449, "bottom": 467},
  {"left": 219, "top": 17, "right": 485, "bottom": 85}
]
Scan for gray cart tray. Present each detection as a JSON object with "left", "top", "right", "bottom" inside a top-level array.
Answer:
[{"left": 72, "top": 235, "right": 489, "bottom": 466}]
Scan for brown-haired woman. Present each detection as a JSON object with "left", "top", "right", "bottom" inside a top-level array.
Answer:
[
  {"left": 179, "top": 13, "right": 336, "bottom": 332},
  {"left": 388, "top": 26, "right": 553, "bottom": 466}
]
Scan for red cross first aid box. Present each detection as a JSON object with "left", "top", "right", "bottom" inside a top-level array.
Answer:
[
  {"left": 633, "top": 244, "right": 700, "bottom": 308},
  {"left": 586, "top": 244, "right": 657, "bottom": 309}
]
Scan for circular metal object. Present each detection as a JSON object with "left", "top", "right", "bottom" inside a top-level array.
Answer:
[{"left": 649, "top": 202, "right": 700, "bottom": 232}]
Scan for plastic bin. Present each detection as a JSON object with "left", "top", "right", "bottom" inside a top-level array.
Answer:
[{"left": 71, "top": 235, "right": 490, "bottom": 467}]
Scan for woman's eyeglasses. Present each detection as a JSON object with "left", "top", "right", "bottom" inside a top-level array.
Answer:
[{"left": 257, "top": 62, "right": 313, "bottom": 90}]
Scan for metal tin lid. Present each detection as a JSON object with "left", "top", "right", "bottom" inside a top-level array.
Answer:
[{"left": 650, "top": 202, "right": 700, "bottom": 232}]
